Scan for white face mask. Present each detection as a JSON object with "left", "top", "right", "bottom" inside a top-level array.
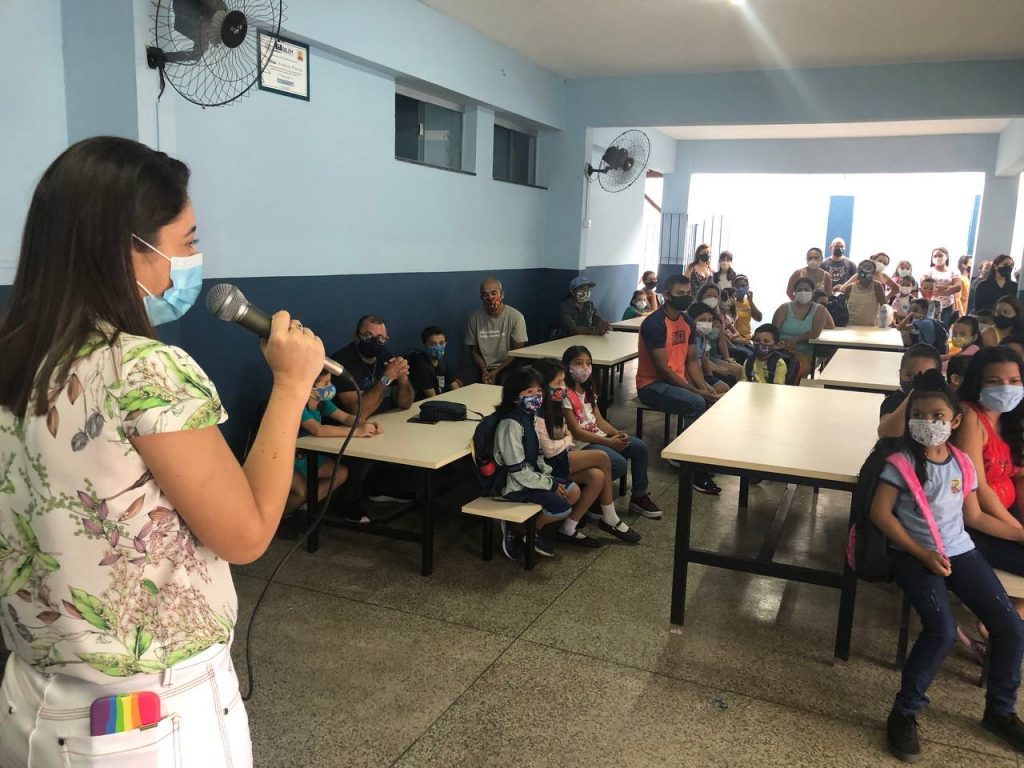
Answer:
[
  {"left": 703, "top": 298, "right": 719, "bottom": 310},
  {"left": 908, "top": 418, "right": 951, "bottom": 447},
  {"left": 695, "top": 320, "right": 713, "bottom": 335},
  {"left": 633, "top": 300, "right": 648, "bottom": 311},
  {"left": 794, "top": 290, "right": 813, "bottom": 305},
  {"left": 899, "top": 286, "right": 912, "bottom": 295}
]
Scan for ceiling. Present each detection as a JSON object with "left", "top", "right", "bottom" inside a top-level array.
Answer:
[
  {"left": 659, "top": 118, "right": 1012, "bottom": 141},
  {"left": 421, "top": 0, "right": 1024, "bottom": 77}
]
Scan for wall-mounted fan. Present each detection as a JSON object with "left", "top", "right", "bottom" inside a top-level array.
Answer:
[
  {"left": 147, "top": 0, "right": 285, "bottom": 107},
  {"left": 586, "top": 129, "right": 651, "bottom": 192}
]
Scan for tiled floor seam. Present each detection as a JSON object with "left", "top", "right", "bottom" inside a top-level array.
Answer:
[
  {"left": 515, "top": 636, "right": 1015, "bottom": 761},
  {"left": 385, "top": 539, "right": 619, "bottom": 767}
]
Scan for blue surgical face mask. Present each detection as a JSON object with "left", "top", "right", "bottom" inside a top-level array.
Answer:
[
  {"left": 426, "top": 343, "right": 446, "bottom": 360},
  {"left": 519, "top": 393, "right": 544, "bottom": 414},
  {"left": 979, "top": 384, "right": 1024, "bottom": 414},
  {"left": 134, "top": 234, "right": 203, "bottom": 326},
  {"left": 735, "top": 287, "right": 749, "bottom": 299},
  {"left": 313, "top": 383, "right": 336, "bottom": 402}
]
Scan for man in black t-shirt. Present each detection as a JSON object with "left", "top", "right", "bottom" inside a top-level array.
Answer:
[
  {"left": 407, "top": 325, "right": 463, "bottom": 400},
  {"left": 826, "top": 237, "right": 857, "bottom": 291},
  {"left": 331, "top": 314, "right": 414, "bottom": 417}
]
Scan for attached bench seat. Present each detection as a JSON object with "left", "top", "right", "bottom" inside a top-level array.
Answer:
[{"left": 462, "top": 497, "right": 542, "bottom": 571}]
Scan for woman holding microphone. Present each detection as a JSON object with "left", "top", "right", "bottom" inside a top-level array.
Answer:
[{"left": 0, "top": 137, "right": 324, "bottom": 766}]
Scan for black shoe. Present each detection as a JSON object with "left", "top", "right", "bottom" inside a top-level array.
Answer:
[
  {"left": 692, "top": 475, "right": 722, "bottom": 495},
  {"left": 556, "top": 529, "right": 602, "bottom": 548},
  {"left": 886, "top": 708, "right": 921, "bottom": 763},
  {"left": 597, "top": 519, "right": 641, "bottom": 544},
  {"left": 982, "top": 711, "right": 1024, "bottom": 752}
]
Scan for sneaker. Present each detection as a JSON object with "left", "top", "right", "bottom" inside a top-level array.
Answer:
[
  {"left": 982, "top": 711, "right": 1024, "bottom": 752},
  {"left": 367, "top": 493, "right": 414, "bottom": 504},
  {"left": 534, "top": 530, "right": 555, "bottom": 557},
  {"left": 501, "top": 520, "right": 522, "bottom": 561},
  {"left": 886, "top": 708, "right": 921, "bottom": 763},
  {"left": 597, "top": 519, "right": 641, "bottom": 544},
  {"left": 629, "top": 494, "right": 663, "bottom": 519},
  {"left": 556, "top": 529, "right": 602, "bottom": 548},
  {"left": 693, "top": 475, "right": 722, "bottom": 495}
]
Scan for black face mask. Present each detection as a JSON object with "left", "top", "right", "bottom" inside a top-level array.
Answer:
[
  {"left": 644, "top": 280, "right": 657, "bottom": 288},
  {"left": 832, "top": 247, "right": 844, "bottom": 257},
  {"left": 698, "top": 252, "right": 710, "bottom": 262},
  {"left": 667, "top": 294, "right": 692, "bottom": 312},
  {"left": 998, "top": 265, "right": 1014, "bottom": 278},
  {"left": 357, "top": 338, "right": 384, "bottom": 358},
  {"left": 857, "top": 271, "right": 872, "bottom": 281},
  {"left": 995, "top": 315, "right": 1016, "bottom": 330}
]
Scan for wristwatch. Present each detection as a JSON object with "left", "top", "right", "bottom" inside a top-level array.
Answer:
[{"left": 379, "top": 375, "right": 393, "bottom": 388}]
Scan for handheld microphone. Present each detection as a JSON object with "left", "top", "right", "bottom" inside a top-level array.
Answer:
[{"left": 205, "top": 283, "right": 346, "bottom": 378}]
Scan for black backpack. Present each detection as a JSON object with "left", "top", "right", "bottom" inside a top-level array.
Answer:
[
  {"left": 471, "top": 410, "right": 534, "bottom": 497},
  {"left": 846, "top": 439, "right": 901, "bottom": 583},
  {"left": 828, "top": 293, "right": 849, "bottom": 327}
]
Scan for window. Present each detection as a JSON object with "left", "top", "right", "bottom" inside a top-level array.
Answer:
[
  {"left": 394, "top": 93, "right": 463, "bottom": 172},
  {"left": 493, "top": 124, "right": 536, "bottom": 186}
]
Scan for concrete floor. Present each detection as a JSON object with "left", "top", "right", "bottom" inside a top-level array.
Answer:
[{"left": 232, "top": 364, "right": 1022, "bottom": 767}]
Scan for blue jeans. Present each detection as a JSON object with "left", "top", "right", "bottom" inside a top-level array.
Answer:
[
  {"left": 637, "top": 381, "right": 706, "bottom": 429},
  {"left": 892, "top": 548, "right": 1024, "bottom": 717},
  {"left": 585, "top": 437, "right": 649, "bottom": 496}
]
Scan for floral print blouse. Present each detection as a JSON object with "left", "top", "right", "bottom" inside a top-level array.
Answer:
[{"left": 0, "top": 330, "right": 235, "bottom": 683}]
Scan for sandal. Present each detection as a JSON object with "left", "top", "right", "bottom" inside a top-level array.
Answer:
[{"left": 598, "top": 519, "right": 641, "bottom": 544}]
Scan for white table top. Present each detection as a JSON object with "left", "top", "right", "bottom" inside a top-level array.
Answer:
[
  {"left": 816, "top": 348, "right": 900, "bottom": 392},
  {"left": 509, "top": 332, "right": 639, "bottom": 366},
  {"left": 661, "top": 382, "right": 882, "bottom": 484},
  {"left": 610, "top": 316, "right": 645, "bottom": 332},
  {"left": 296, "top": 384, "right": 501, "bottom": 470},
  {"left": 809, "top": 327, "right": 905, "bottom": 351}
]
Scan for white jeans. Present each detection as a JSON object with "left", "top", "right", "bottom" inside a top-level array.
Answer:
[{"left": 0, "top": 642, "right": 252, "bottom": 767}]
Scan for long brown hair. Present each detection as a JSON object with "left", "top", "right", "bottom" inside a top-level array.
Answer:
[{"left": 0, "top": 137, "right": 190, "bottom": 417}]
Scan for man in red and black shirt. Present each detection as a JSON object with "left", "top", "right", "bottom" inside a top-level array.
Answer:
[{"left": 637, "top": 273, "right": 721, "bottom": 494}]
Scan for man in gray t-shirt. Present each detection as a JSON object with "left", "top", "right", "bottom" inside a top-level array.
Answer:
[{"left": 463, "top": 277, "right": 529, "bottom": 384}]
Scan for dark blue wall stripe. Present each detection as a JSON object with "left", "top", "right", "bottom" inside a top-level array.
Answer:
[
  {"left": 825, "top": 195, "right": 855, "bottom": 254},
  {"left": 1, "top": 264, "right": 645, "bottom": 456}
]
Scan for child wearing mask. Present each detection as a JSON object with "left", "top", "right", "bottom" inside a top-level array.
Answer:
[
  {"left": 407, "top": 326, "right": 462, "bottom": 400},
  {"left": 878, "top": 344, "right": 942, "bottom": 439},
  {"left": 890, "top": 274, "right": 917, "bottom": 322},
  {"left": 898, "top": 299, "right": 948, "bottom": 353},
  {"left": 946, "top": 316, "right": 982, "bottom": 359},
  {"left": 871, "top": 370, "right": 1024, "bottom": 763},
  {"left": 622, "top": 290, "right": 649, "bottom": 320},
  {"left": 917, "top": 276, "right": 942, "bottom": 320},
  {"left": 533, "top": 359, "right": 640, "bottom": 545},
  {"left": 689, "top": 302, "right": 732, "bottom": 393},
  {"left": 731, "top": 274, "right": 762, "bottom": 341},
  {"left": 641, "top": 271, "right": 663, "bottom": 311},
  {"left": 493, "top": 366, "right": 580, "bottom": 560},
  {"left": 561, "top": 346, "right": 661, "bottom": 526},
  {"left": 744, "top": 324, "right": 787, "bottom": 384},
  {"left": 287, "top": 370, "right": 382, "bottom": 522}
]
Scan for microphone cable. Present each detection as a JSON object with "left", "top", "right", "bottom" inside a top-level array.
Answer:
[{"left": 241, "top": 386, "right": 362, "bottom": 702}]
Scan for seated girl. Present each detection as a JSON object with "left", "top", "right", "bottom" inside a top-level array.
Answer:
[
  {"left": 288, "top": 370, "right": 382, "bottom": 524},
  {"left": 559, "top": 346, "right": 663, "bottom": 525},
  {"left": 622, "top": 290, "right": 649, "bottom": 320},
  {"left": 533, "top": 359, "right": 639, "bottom": 545},
  {"left": 492, "top": 366, "right": 582, "bottom": 560},
  {"left": 688, "top": 302, "right": 732, "bottom": 394}
]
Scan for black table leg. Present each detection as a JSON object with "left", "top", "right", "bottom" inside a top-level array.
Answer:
[
  {"left": 834, "top": 496, "right": 859, "bottom": 660},
  {"left": 482, "top": 519, "right": 493, "bottom": 561},
  {"left": 670, "top": 462, "right": 694, "bottom": 625},
  {"left": 739, "top": 475, "right": 749, "bottom": 510},
  {"left": 305, "top": 451, "right": 320, "bottom": 553},
  {"left": 524, "top": 519, "right": 536, "bottom": 571},
  {"left": 420, "top": 470, "right": 434, "bottom": 576}
]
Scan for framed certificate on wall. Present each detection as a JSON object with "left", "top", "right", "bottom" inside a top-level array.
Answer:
[{"left": 257, "top": 31, "right": 309, "bottom": 101}]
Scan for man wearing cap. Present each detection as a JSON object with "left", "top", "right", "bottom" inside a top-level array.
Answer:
[{"left": 558, "top": 276, "right": 611, "bottom": 337}]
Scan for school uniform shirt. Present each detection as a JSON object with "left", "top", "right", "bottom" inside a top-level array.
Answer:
[
  {"left": 879, "top": 450, "right": 978, "bottom": 557},
  {"left": 637, "top": 309, "right": 694, "bottom": 390},
  {"left": 407, "top": 349, "right": 450, "bottom": 400},
  {"left": 465, "top": 306, "right": 529, "bottom": 370},
  {"left": 0, "top": 330, "right": 234, "bottom": 683},
  {"left": 331, "top": 342, "right": 398, "bottom": 414},
  {"left": 745, "top": 356, "right": 787, "bottom": 384}
]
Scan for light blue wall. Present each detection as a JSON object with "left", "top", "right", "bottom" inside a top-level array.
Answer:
[
  {"left": 62, "top": 0, "right": 138, "bottom": 143},
  {"left": 0, "top": 0, "right": 67, "bottom": 283}
]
